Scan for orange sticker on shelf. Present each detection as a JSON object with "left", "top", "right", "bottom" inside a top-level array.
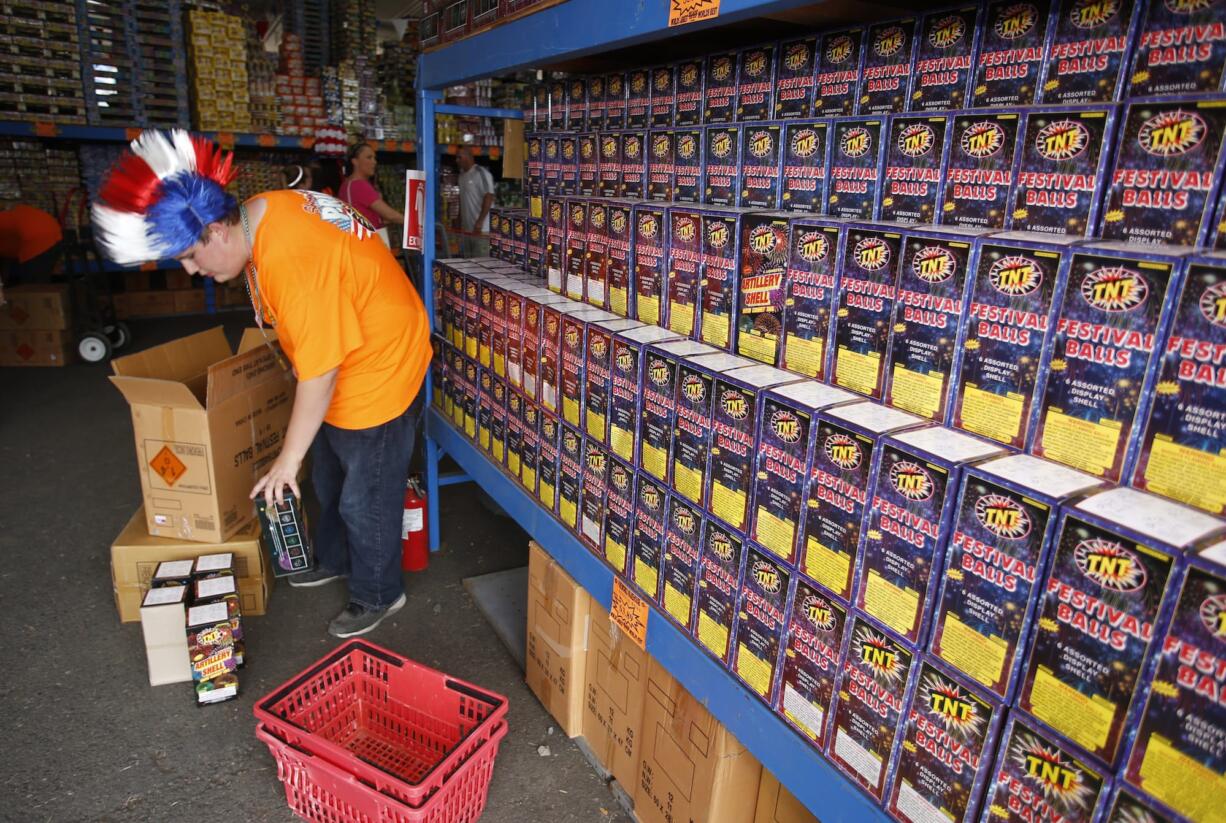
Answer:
[
  {"left": 669, "top": 0, "right": 720, "bottom": 27},
  {"left": 125, "top": 127, "right": 143, "bottom": 141},
  {"left": 149, "top": 446, "right": 188, "bottom": 487},
  {"left": 257, "top": 133, "right": 277, "bottom": 147},
  {"left": 611, "top": 577, "right": 648, "bottom": 649},
  {"left": 33, "top": 122, "right": 58, "bottom": 137},
  {"left": 214, "top": 132, "right": 235, "bottom": 150},
  {"left": 298, "top": 137, "right": 315, "bottom": 149},
  {"left": 403, "top": 141, "right": 416, "bottom": 153},
  {"left": 489, "top": 147, "right": 501, "bottom": 160},
  {"left": 140, "top": 261, "right": 157, "bottom": 271}
]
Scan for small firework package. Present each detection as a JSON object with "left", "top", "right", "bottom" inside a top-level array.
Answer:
[
  {"left": 700, "top": 207, "right": 753, "bottom": 351},
  {"left": 140, "top": 585, "right": 190, "bottom": 687},
  {"left": 563, "top": 198, "right": 588, "bottom": 302},
  {"left": 491, "top": 286, "right": 510, "bottom": 378},
  {"left": 539, "top": 301, "right": 582, "bottom": 414},
  {"left": 776, "top": 575, "right": 848, "bottom": 750},
  {"left": 632, "top": 202, "right": 669, "bottom": 327},
  {"left": 814, "top": 28, "right": 865, "bottom": 117},
  {"left": 504, "top": 290, "right": 526, "bottom": 390},
  {"left": 739, "top": 123, "right": 784, "bottom": 209},
  {"left": 775, "top": 36, "right": 817, "bottom": 119},
  {"left": 584, "top": 201, "right": 610, "bottom": 308},
  {"left": 662, "top": 495, "right": 704, "bottom": 627},
  {"left": 604, "top": 71, "right": 627, "bottom": 130},
  {"left": 1128, "top": 0, "right": 1226, "bottom": 97},
  {"left": 528, "top": 218, "right": 546, "bottom": 276},
  {"left": 580, "top": 439, "right": 610, "bottom": 553},
  {"left": 598, "top": 132, "right": 621, "bottom": 198},
  {"left": 604, "top": 201, "right": 634, "bottom": 317},
  {"left": 194, "top": 573, "right": 244, "bottom": 667},
  {"left": 650, "top": 64, "right": 675, "bottom": 128},
  {"left": 831, "top": 223, "right": 905, "bottom": 400},
  {"left": 732, "top": 545, "right": 792, "bottom": 703},
  {"left": 735, "top": 42, "right": 776, "bottom": 122},
  {"left": 694, "top": 519, "right": 747, "bottom": 665},
  {"left": 886, "top": 225, "right": 989, "bottom": 423},
  {"left": 619, "top": 131, "right": 646, "bottom": 199},
  {"left": 608, "top": 325, "right": 683, "bottom": 465},
  {"left": 952, "top": 232, "right": 1078, "bottom": 450},
  {"left": 829, "top": 116, "right": 887, "bottom": 220},
  {"left": 736, "top": 212, "right": 792, "bottom": 366},
  {"left": 639, "top": 340, "right": 720, "bottom": 484},
  {"left": 674, "top": 58, "right": 704, "bottom": 127},
  {"left": 709, "top": 365, "right": 802, "bottom": 532},
  {"left": 193, "top": 552, "right": 233, "bottom": 579},
  {"left": 780, "top": 217, "right": 845, "bottom": 380},
  {"left": 829, "top": 614, "right": 920, "bottom": 801},
  {"left": 979, "top": 713, "right": 1111, "bottom": 823},
  {"left": 942, "top": 110, "right": 1024, "bottom": 230},
  {"left": 780, "top": 120, "right": 830, "bottom": 214},
  {"left": 1100, "top": 97, "right": 1226, "bottom": 248},
  {"left": 668, "top": 207, "right": 704, "bottom": 338},
  {"left": 526, "top": 133, "right": 544, "bottom": 196},
  {"left": 1041, "top": 0, "right": 1142, "bottom": 104},
  {"left": 630, "top": 474, "right": 668, "bottom": 602},
  {"left": 603, "top": 458, "right": 637, "bottom": 576},
  {"left": 537, "top": 410, "right": 561, "bottom": 514},
  {"left": 1133, "top": 253, "right": 1226, "bottom": 515},
  {"left": 626, "top": 68, "right": 650, "bottom": 129},
  {"left": 973, "top": 0, "right": 1056, "bottom": 107},
  {"left": 703, "top": 50, "right": 738, "bottom": 124},
  {"left": 152, "top": 559, "right": 194, "bottom": 589},
  {"left": 187, "top": 602, "right": 238, "bottom": 705},
  {"left": 857, "top": 427, "right": 1006, "bottom": 648},
  {"left": 751, "top": 380, "right": 858, "bottom": 565},
  {"left": 673, "top": 128, "right": 704, "bottom": 204},
  {"left": 703, "top": 124, "right": 742, "bottom": 208},
  {"left": 1032, "top": 241, "right": 1183, "bottom": 483},
  {"left": 558, "top": 135, "right": 579, "bottom": 195},
  {"left": 802, "top": 401, "right": 927, "bottom": 601},
  {"left": 578, "top": 133, "right": 599, "bottom": 197},
  {"left": 462, "top": 271, "right": 483, "bottom": 357},
  {"left": 521, "top": 292, "right": 573, "bottom": 402},
  {"left": 913, "top": 6, "right": 983, "bottom": 111},
  {"left": 885, "top": 658, "right": 1005, "bottom": 823},
  {"left": 672, "top": 351, "right": 756, "bottom": 506},
  {"left": 1011, "top": 105, "right": 1118, "bottom": 237},
  {"left": 880, "top": 113, "right": 954, "bottom": 224},
  {"left": 520, "top": 401, "right": 541, "bottom": 496},
  {"left": 492, "top": 376, "right": 511, "bottom": 465},
  {"left": 929, "top": 453, "right": 1105, "bottom": 701},
  {"left": 584, "top": 318, "right": 643, "bottom": 444},
  {"left": 647, "top": 130, "right": 675, "bottom": 203},
  {"left": 1019, "top": 487, "right": 1223, "bottom": 766},
  {"left": 859, "top": 17, "right": 919, "bottom": 114},
  {"left": 545, "top": 197, "right": 567, "bottom": 292},
  {"left": 586, "top": 74, "right": 605, "bottom": 132}
]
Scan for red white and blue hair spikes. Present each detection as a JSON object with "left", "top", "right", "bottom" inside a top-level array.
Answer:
[{"left": 91, "top": 129, "right": 238, "bottom": 265}]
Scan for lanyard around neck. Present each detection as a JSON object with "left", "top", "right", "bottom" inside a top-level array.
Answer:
[{"left": 238, "top": 203, "right": 290, "bottom": 373}]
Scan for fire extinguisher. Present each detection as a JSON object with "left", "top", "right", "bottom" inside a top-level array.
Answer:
[{"left": 402, "top": 477, "right": 428, "bottom": 572}]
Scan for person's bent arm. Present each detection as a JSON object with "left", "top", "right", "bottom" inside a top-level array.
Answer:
[
  {"left": 370, "top": 197, "right": 405, "bottom": 225},
  {"left": 476, "top": 192, "right": 494, "bottom": 234},
  {"left": 251, "top": 367, "right": 339, "bottom": 505}
]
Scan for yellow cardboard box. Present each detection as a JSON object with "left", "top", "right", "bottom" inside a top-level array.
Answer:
[
  {"left": 525, "top": 540, "right": 590, "bottom": 737},
  {"left": 581, "top": 601, "right": 648, "bottom": 789},
  {"left": 754, "top": 770, "right": 818, "bottom": 823}
]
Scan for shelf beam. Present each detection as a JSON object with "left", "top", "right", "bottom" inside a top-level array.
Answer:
[
  {"left": 434, "top": 104, "right": 523, "bottom": 119},
  {"left": 0, "top": 120, "right": 415, "bottom": 153}
]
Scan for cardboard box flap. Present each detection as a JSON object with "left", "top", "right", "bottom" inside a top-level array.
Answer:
[
  {"left": 207, "top": 340, "right": 291, "bottom": 408},
  {"left": 110, "top": 375, "right": 205, "bottom": 410},
  {"left": 112, "top": 326, "right": 231, "bottom": 382},
  {"left": 238, "top": 327, "right": 278, "bottom": 354}
]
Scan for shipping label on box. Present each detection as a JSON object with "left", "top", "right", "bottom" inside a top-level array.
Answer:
[
  {"left": 734, "top": 546, "right": 792, "bottom": 703},
  {"left": 775, "top": 37, "right": 816, "bottom": 119},
  {"left": 537, "top": 411, "right": 561, "bottom": 512},
  {"left": 781, "top": 219, "right": 843, "bottom": 379},
  {"left": 740, "top": 124, "right": 783, "bottom": 209},
  {"left": 673, "top": 360, "right": 720, "bottom": 505},
  {"left": 604, "top": 458, "right": 636, "bottom": 575},
  {"left": 700, "top": 209, "right": 743, "bottom": 350},
  {"left": 631, "top": 475, "right": 668, "bottom": 601},
  {"left": 1033, "top": 245, "right": 1179, "bottom": 483},
  {"left": 546, "top": 199, "right": 566, "bottom": 292},
  {"left": 544, "top": 135, "right": 562, "bottom": 195},
  {"left": 832, "top": 224, "right": 904, "bottom": 399},
  {"left": 974, "top": 0, "right": 1054, "bottom": 106},
  {"left": 634, "top": 204, "right": 668, "bottom": 327},
  {"left": 578, "top": 133, "right": 599, "bottom": 196},
  {"left": 673, "top": 128, "right": 704, "bottom": 204},
  {"left": 620, "top": 131, "right": 646, "bottom": 199},
  {"left": 586, "top": 203, "right": 610, "bottom": 309},
  {"left": 814, "top": 28, "right": 865, "bottom": 117},
  {"left": 778, "top": 577, "right": 848, "bottom": 750},
  {"left": 651, "top": 64, "right": 675, "bottom": 128},
  {"left": 781, "top": 121, "right": 829, "bottom": 214},
  {"left": 559, "top": 136, "right": 579, "bottom": 194},
  {"left": 737, "top": 214, "right": 791, "bottom": 366},
  {"left": 703, "top": 125, "right": 742, "bottom": 208},
  {"left": 605, "top": 71, "right": 627, "bottom": 130},
  {"left": 521, "top": 400, "right": 541, "bottom": 495},
  {"left": 943, "top": 111, "right": 1023, "bottom": 230},
  {"left": 662, "top": 495, "right": 703, "bottom": 625},
  {"left": 560, "top": 313, "right": 588, "bottom": 428},
  {"left": 606, "top": 203, "right": 634, "bottom": 317},
  {"left": 1012, "top": 105, "right": 1117, "bottom": 236},
  {"left": 881, "top": 114, "right": 953, "bottom": 224},
  {"left": 587, "top": 75, "right": 606, "bottom": 132},
  {"left": 599, "top": 133, "right": 622, "bottom": 198},
  {"left": 1041, "top": 0, "right": 1141, "bottom": 104},
  {"left": 558, "top": 424, "right": 584, "bottom": 531},
  {"left": 647, "top": 130, "right": 675, "bottom": 202},
  {"left": 668, "top": 208, "right": 703, "bottom": 338},
  {"left": 830, "top": 615, "right": 919, "bottom": 800},
  {"left": 953, "top": 234, "right": 1074, "bottom": 449},
  {"left": 674, "top": 58, "right": 704, "bottom": 127},
  {"left": 829, "top": 117, "right": 886, "bottom": 219},
  {"left": 860, "top": 18, "right": 918, "bottom": 114},
  {"left": 580, "top": 439, "right": 610, "bottom": 551},
  {"left": 506, "top": 390, "right": 524, "bottom": 477},
  {"left": 490, "top": 377, "right": 508, "bottom": 465},
  {"left": 566, "top": 77, "right": 587, "bottom": 132},
  {"left": 1128, "top": 0, "right": 1226, "bottom": 97},
  {"left": 736, "top": 43, "right": 776, "bottom": 122},
  {"left": 703, "top": 51, "right": 739, "bottom": 124},
  {"left": 1101, "top": 97, "right": 1226, "bottom": 248},
  {"left": 913, "top": 7, "right": 981, "bottom": 111},
  {"left": 695, "top": 519, "right": 746, "bottom": 664},
  {"left": 565, "top": 200, "right": 589, "bottom": 301},
  {"left": 627, "top": 68, "right": 650, "bottom": 129}
]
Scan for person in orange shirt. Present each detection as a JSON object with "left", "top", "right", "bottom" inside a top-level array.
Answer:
[{"left": 91, "top": 130, "right": 430, "bottom": 638}]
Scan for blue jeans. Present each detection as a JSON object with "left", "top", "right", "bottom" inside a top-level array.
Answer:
[{"left": 311, "top": 395, "right": 422, "bottom": 609}]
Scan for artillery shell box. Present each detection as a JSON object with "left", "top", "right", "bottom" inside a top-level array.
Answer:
[
  {"left": 880, "top": 113, "right": 953, "bottom": 225},
  {"left": 912, "top": 6, "right": 982, "bottom": 111},
  {"left": 831, "top": 222, "right": 905, "bottom": 400},
  {"left": 780, "top": 217, "right": 845, "bottom": 380},
  {"left": 736, "top": 212, "right": 792, "bottom": 367},
  {"left": 776, "top": 574, "right": 848, "bottom": 750},
  {"left": 973, "top": 0, "right": 1055, "bottom": 107},
  {"left": 859, "top": 17, "right": 918, "bottom": 115},
  {"left": 780, "top": 120, "right": 830, "bottom": 214}
]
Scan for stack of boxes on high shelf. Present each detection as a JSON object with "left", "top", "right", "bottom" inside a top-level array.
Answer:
[{"left": 446, "top": 2, "right": 1226, "bottom": 820}]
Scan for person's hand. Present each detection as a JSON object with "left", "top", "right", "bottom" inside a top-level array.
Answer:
[{"left": 251, "top": 452, "right": 302, "bottom": 506}]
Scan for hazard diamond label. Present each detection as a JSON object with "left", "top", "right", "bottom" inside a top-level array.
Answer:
[
  {"left": 7, "top": 305, "right": 29, "bottom": 325},
  {"left": 150, "top": 446, "right": 188, "bottom": 486},
  {"left": 15, "top": 343, "right": 34, "bottom": 361}
]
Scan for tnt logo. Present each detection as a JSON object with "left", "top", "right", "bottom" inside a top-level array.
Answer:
[
  {"left": 602, "top": 136, "right": 618, "bottom": 160},
  {"left": 546, "top": 140, "right": 558, "bottom": 159},
  {"left": 929, "top": 688, "right": 974, "bottom": 725},
  {"left": 890, "top": 460, "right": 934, "bottom": 501},
  {"left": 481, "top": 290, "right": 491, "bottom": 306},
  {"left": 826, "top": 35, "right": 854, "bottom": 64},
  {"left": 494, "top": 294, "right": 505, "bottom": 311},
  {"left": 673, "top": 504, "right": 697, "bottom": 534},
  {"left": 712, "top": 131, "right": 733, "bottom": 158},
  {"left": 790, "top": 128, "right": 820, "bottom": 159},
  {"left": 546, "top": 315, "right": 559, "bottom": 335},
  {"left": 581, "top": 139, "right": 594, "bottom": 160},
  {"left": 631, "top": 71, "right": 646, "bottom": 93},
  {"left": 1070, "top": 0, "right": 1119, "bottom": 28},
  {"left": 543, "top": 418, "right": 557, "bottom": 438},
  {"left": 589, "top": 77, "right": 604, "bottom": 96},
  {"left": 529, "top": 139, "right": 541, "bottom": 158},
  {"left": 899, "top": 124, "right": 935, "bottom": 158},
  {"left": 525, "top": 407, "right": 537, "bottom": 425},
  {"left": 641, "top": 483, "right": 662, "bottom": 511},
  {"left": 858, "top": 632, "right": 898, "bottom": 675},
  {"left": 994, "top": 3, "right": 1038, "bottom": 39},
  {"left": 928, "top": 15, "right": 966, "bottom": 48},
  {"left": 749, "top": 130, "right": 774, "bottom": 159},
  {"left": 1199, "top": 283, "right": 1226, "bottom": 328},
  {"left": 745, "top": 50, "right": 768, "bottom": 77},
  {"left": 615, "top": 347, "right": 634, "bottom": 373},
  {"left": 854, "top": 236, "right": 892, "bottom": 271},
  {"left": 1036, "top": 120, "right": 1089, "bottom": 161},
  {"left": 749, "top": 225, "right": 779, "bottom": 255},
  {"left": 654, "top": 68, "right": 671, "bottom": 91},
  {"left": 784, "top": 43, "right": 810, "bottom": 71},
  {"left": 653, "top": 134, "right": 671, "bottom": 159},
  {"left": 1074, "top": 538, "right": 1146, "bottom": 592},
  {"left": 678, "top": 134, "right": 698, "bottom": 159},
  {"left": 706, "top": 222, "right": 730, "bottom": 248},
  {"left": 625, "top": 136, "right": 642, "bottom": 159},
  {"left": 480, "top": 371, "right": 491, "bottom": 390},
  {"left": 988, "top": 255, "right": 1042, "bottom": 296},
  {"left": 874, "top": 25, "right": 906, "bottom": 57},
  {"left": 639, "top": 215, "right": 659, "bottom": 239},
  {"left": 648, "top": 358, "right": 670, "bottom": 386},
  {"left": 975, "top": 493, "right": 1031, "bottom": 539},
  {"left": 610, "top": 210, "right": 627, "bottom": 235},
  {"left": 752, "top": 560, "right": 782, "bottom": 593},
  {"left": 721, "top": 390, "right": 749, "bottom": 420},
  {"left": 681, "top": 63, "right": 700, "bottom": 87},
  {"left": 494, "top": 382, "right": 506, "bottom": 402},
  {"left": 771, "top": 410, "right": 802, "bottom": 443},
  {"left": 466, "top": 363, "right": 477, "bottom": 381},
  {"left": 711, "top": 56, "right": 733, "bottom": 82},
  {"left": 960, "top": 121, "right": 1005, "bottom": 158},
  {"left": 609, "top": 75, "right": 623, "bottom": 95},
  {"left": 587, "top": 450, "right": 606, "bottom": 474},
  {"left": 710, "top": 529, "right": 735, "bottom": 561},
  {"left": 1139, "top": 109, "right": 1206, "bottom": 157},
  {"left": 1080, "top": 266, "right": 1148, "bottom": 313},
  {"left": 591, "top": 336, "right": 608, "bottom": 358},
  {"left": 799, "top": 231, "right": 830, "bottom": 263},
  {"left": 552, "top": 82, "right": 565, "bottom": 101},
  {"left": 591, "top": 208, "right": 606, "bottom": 230},
  {"left": 912, "top": 246, "right": 956, "bottom": 283},
  {"left": 510, "top": 302, "right": 521, "bottom": 320},
  {"left": 675, "top": 218, "right": 697, "bottom": 242},
  {"left": 1021, "top": 745, "right": 1082, "bottom": 795},
  {"left": 562, "top": 140, "right": 575, "bottom": 160},
  {"left": 824, "top": 433, "right": 862, "bottom": 470},
  {"left": 841, "top": 126, "right": 871, "bottom": 158},
  {"left": 1199, "top": 594, "right": 1226, "bottom": 637},
  {"left": 802, "top": 594, "right": 836, "bottom": 630},
  {"left": 550, "top": 202, "right": 563, "bottom": 223},
  {"left": 563, "top": 430, "right": 579, "bottom": 453},
  {"left": 681, "top": 374, "right": 707, "bottom": 404},
  {"left": 1165, "top": 0, "right": 1214, "bottom": 12},
  {"left": 611, "top": 465, "right": 630, "bottom": 492}
]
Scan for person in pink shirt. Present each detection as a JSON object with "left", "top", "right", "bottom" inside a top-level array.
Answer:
[{"left": 339, "top": 143, "right": 405, "bottom": 232}]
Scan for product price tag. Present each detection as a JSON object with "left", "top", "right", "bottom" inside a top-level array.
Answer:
[
  {"left": 669, "top": 0, "right": 720, "bottom": 27},
  {"left": 33, "top": 122, "right": 58, "bottom": 138},
  {"left": 257, "top": 133, "right": 277, "bottom": 147},
  {"left": 611, "top": 576, "right": 648, "bottom": 649},
  {"left": 214, "top": 131, "right": 235, "bottom": 150}
]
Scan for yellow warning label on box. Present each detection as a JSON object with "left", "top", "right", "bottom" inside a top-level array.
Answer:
[
  {"left": 738, "top": 332, "right": 777, "bottom": 367},
  {"left": 805, "top": 540, "right": 851, "bottom": 600},
  {"left": 711, "top": 483, "right": 747, "bottom": 530},
  {"left": 641, "top": 442, "right": 667, "bottom": 480},
  {"left": 664, "top": 585, "right": 692, "bottom": 627},
  {"left": 698, "top": 611, "right": 729, "bottom": 659},
  {"left": 864, "top": 572, "right": 919, "bottom": 638},
  {"left": 936, "top": 612, "right": 1008, "bottom": 692},
  {"left": 1140, "top": 733, "right": 1226, "bottom": 821},
  {"left": 479, "top": 343, "right": 491, "bottom": 368},
  {"left": 670, "top": 302, "right": 695, "bottom": 337},
  {"left": 611, "top": 426, "right": 634, "bottom": 463},
  {"left": 494, "top": 353, "right": 505, "bottom": 377},
  {"left": 755, "top": 508, "right": 796, "bottom": 563},
  {"left": 609, "top": 287, "right": 628, "bottom": 318},
  {"left": 638, "top": 295, "right": 660, "bottom": 326},
  {"left": 890, "top": 365, "right": 944, "bottom": 421},
  {"left": 522, "top": 467, "right": 536, "bottom": 493},
  {"left": 563, "top": 397, "right": 580, "bottom": 427},
  {"left": 784, "top": 334, "right": 824, "bottom": 379},
  {"left": 1029, "top": 666, "right": 1115, "bottom": 755},
  {"left": 737, "top": 643, "right": 772, "bottom": 698},
  {"left": 508, "top": 452, "right": 521, "bottom": 476},
  {"left": 464, "top": 415, "right": 476, "bottom": 439},
  {"left": 586, "top": 411, "right": 606, "bottom": 442},
  {"left": 479, "top": 428, "right": 491, "bottom": 452},
  {"left": 673, "top": 462, "right": 702, "bottom": 503},
  {"left": 959, "top": 384, "right": 1024, "bottom": 446},
  {"left": 835, "top": 347, "right": 882, "bottom": 396},
  {"left": 702, "top": 312, "right": 730, "bottom": 350},
  {"left": 1142, "top": 438, "right": 1226, "bottom": 514},
  {"left": 538, "top": 480, "right": 555, "bottom": 509},
  {"left": 492, "top": 439, "right": 504, "bottom": 463},
  {"left": 149, "top": 445, "right": 189, "bottom": 488},
  {"left": 605, "top": 537, "right": 627, "bottom": 575},
  {"left": 634, "top": 557, "right": 659, "bottom": 600},
  {"left": 1039, "top": 409, "right": 1122, "bottom": 478},
  {"left": 559, "top": 497, "right": 577, "bottom": 529}
]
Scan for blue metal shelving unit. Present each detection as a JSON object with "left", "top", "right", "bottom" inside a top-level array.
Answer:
[{"left": 0, "top": 119, "right": 418, "bottom": 152}]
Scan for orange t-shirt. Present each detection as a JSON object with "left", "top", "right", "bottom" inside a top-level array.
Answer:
[
  {"left": 250, "top": 189, "right": 430, "bottom": 430},
  {"left": 0, "top": 205, "right": 62, "bottom": 263}
]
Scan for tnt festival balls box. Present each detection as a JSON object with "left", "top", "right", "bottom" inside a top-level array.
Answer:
[
  {"left": 776, "top": 574, "right": 849, "bottom": 751},
  {"left": 1040, "top": 0, "right": 1142, "bottom": 104},
  {"left": 1105, "top": 786, "right": 1175, "bottom": 823},
  {"left": 672, "top": 351, "right": 758, "bottom": 506},
  {"left": 537, "top": 409, "right": 561, "bottom": 514},
  {"left": 694, "top": 518, "right": 749, "bottom": 666},
  {"left": 543, "top": 135, "right": 562, "bottom": 197},
  {"left": 973, "top": 0, "right": 1055, "bottom": 107},
  {"left": 739, "top": 123, "right": 783, "bottom": 209},
  {"left": 558, "top": 135, "right": 579, "bottom": 195},
  {"left": 1031, "top": 241, "right": 1185, "bottom": 484},
  {"left": 928, "top": 453, "right": 1105, "bottom": 702},
  {"left": 579, "top": 438, "right": 611, "bottom": 553},
  {"left": 603, "top": 200, "right": 634, "bottom": 318},
  {"left": 885, "top": 657, "right": 1005, "bottom": 823},
  {"left": 545, "top": 198, "right": 566, "bottom": 292},
  {"left": 1017, "top": 486, "right": 1225, "bottom": 767},
  {"left": 775, "top": 35, "right": 816, "bottom": 120},
  {"left": 638, "top": 340, "right": 720, "bottom": 485},
  {"left": 565, "top": 77, "right": 587, "bottom": 131},
  {"left": 801, "top": 401, "right": 928, "bottom": 603},
  {"left": 735, "top": 42, "right": 776, "bottom": 122},
  {"left": 702, "top": 124, "right": 742, "bottom": 208},
  {"left": 732, "top": 544, "right": 793, "bottom": 704},
  {"left": 673, "top": 57, "right": 704, "bottom": 128},
  {"left": 666, "top": 207, "right": 703, "bottom": 339},
  {"left": 979, "top": 713, "right": 1112, "bottom": 823},
  {"left": 829, "top": 116, "right": 887, "bottom": 220},
  {"left": 736, "top": 212, "right": 792, "bottom": 367},
  {"left": 520, "top": 292, "right": 574, "bottom": 403},
  {"left": 557, "top": 423, "right": 585, "bottom": 533},
  {"left": 619, "top": 131, "right": 646, "bottom": 199},
  {"left": 632, "top": 202, "right": 669, "bottom": 327},
  {"left": 585, "top": 75, "right": 605, "bottom": 132},
  {"left": 602, "top": 457, "right": 636, "bottom": 576},
  {"left": 625, "top": 68, "right": 650, "bottom": 130},
  {"left": 831, "top": 222, "right": 905, "bottom": 401},
  {"left": 1128, "top": 0, "right": 1226, "bottom": 97},
  {"left": 597, "top": 132, "right": 621, "bottom": 198},
  {"left": 859, "top": 17, "right": 919, "bottom": 114},
  {"left": 647, "top": 130, "right": 675, "bottom": 202},
  {"left": 703, "top": 50, "right": 738, "bottom": 125},
  {"left": 604, "top": 71, "right": 627, "bottom": 130},
  {"left": 828, "top": 614, "right": 921, "bottom": 802},
  {"left": 1132, "top": 253, "right": 1226, "bottom": 515},
  {"left": 650, "top": 64, "right": 675, "bottom": 129},
  {"left": 661, "top": 494, "right": 704, "bottom": 629},
  {"left": 880, "top": 113, "right": 954, "bottom": 225},
  {"left": 699, "top": 207, "right": 754, "bottom": 352},
  {"left": 780, "top": 217, "right": 845, "bottom": 380},
  {"left": 941, "top": 109, "right": 1024, "bottom": 231},
  {"left": 539, "top": 301, "right": 590, "bottom": 415},
  {"left": 583, "top": 200, "right": 611, "bottom": 308},
  {"left": 584, "top": 318, "right": 644, "bottom": 445},
  {"left": 630, "top": 474, "right": 668, "bottom": 602},
  {"left": 952, "top": 232, "right": 1078, "bottom": 450},
  {"left": 814, "top": 27, "right": 864, "bottom": 117},
  {"left": 1103, "top": 97, "right": 1226, "bottom": 249},
  {"left": 460, "top": 356, "right": 479, "bottom": 441},
  {"left": 780, "top": 120, "right": 830, "bottom": 214},
  {"left": 608, "top": 325, "right": 682, "bottom": 466},
  {"left": 856, "top": 426, "right": 1006, "bottom": 649},
  {"left": 672, "top": 127, "right": 704, "bottom": 204},
  {"left": 912, "top": 6, "right": 982, "bottom": 111},
  {"left": 560, "top": 308, "right": 619, "bottom": 429},
  {"left": 885, "top": 225, "right": 990, "bottom": 424},
  {"left": 505, "top": 388, "right": 525, "bottom": 479}
]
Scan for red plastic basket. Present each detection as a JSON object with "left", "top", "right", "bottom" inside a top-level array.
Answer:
[{"left": 254, "top": 640, "right": 509, "bottom": 810}]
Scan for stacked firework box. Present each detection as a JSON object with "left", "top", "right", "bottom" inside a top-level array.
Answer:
[
  {"left": 0, "top": 0, "right": 84, "bottom": 124},
  {"left": 186, "top": 9, "right": 251, "bottom": 131}
]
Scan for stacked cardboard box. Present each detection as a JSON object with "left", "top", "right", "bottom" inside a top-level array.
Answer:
[
  {"left": 186, "top": 10, "right": 252, "bottom": 132},
  {"left": 0, "top": 285, "right": 73, "bottom": 366}
]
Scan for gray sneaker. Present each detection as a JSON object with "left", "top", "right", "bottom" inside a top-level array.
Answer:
[
  {"left": 328, "top": 593, "right": 407, "bottom": 638},
  {"left": 288, "top": 568, "right": 346, "bottom": 588}
]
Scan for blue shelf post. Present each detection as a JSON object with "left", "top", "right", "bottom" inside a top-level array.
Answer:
[{"left": 418, "top": 86, "right": 445, "bottom": 552}]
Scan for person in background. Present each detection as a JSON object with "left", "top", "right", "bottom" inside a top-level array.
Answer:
[
  {"left": 91, "top": 130, "right": 431, "bottom": 638},
  {"left": 281, "top": 164, "right": 312, "bottom": 191},
  {"left": 0, "top": 202, "right": 63, "bottom": 290},
  {"left": 340, "top": 143, "right": 405, "bottom": 236},
  {"left": 457, "top": 147, "right": 494, "bottom": 258}
]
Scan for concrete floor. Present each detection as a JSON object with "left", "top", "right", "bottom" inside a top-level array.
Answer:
[{"left": 0, "top": 313, "right": 633, "bottom": 823}]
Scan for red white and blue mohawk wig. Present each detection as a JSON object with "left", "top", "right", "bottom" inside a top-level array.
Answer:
[{"left": 91, "top": 129, "right": 238, "bottom": 265}]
